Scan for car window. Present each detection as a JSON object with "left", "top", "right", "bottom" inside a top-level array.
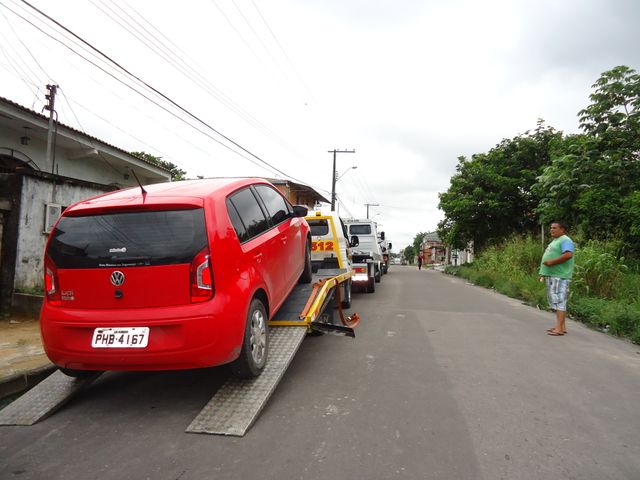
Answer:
[
  {"left": 349, "top": 224, "right": 372, "bottom": 235},
  {"left": 228, "top": 187, "right": 269, "bottom": 240},
  {"left": 308, "top": 219, "right": 329, "bottom": 236},
  {"left": 48, "top": 209, "right": 207, "bottom": 268},
  {"left": 254, "top": 185, "right": 291, "bottom": 225},
  {"left": 226, "top": 198, "right": 248, "bottom": 243}
]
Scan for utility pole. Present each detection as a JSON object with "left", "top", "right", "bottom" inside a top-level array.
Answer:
[
  {"left": 44, "top": 84, "right": 58, "bottom": 174},
  {"left": 365, "top": 203, "right": 380, "bottom": 219},
  {"left": 329, "top": 148, "right": 355, "bottom": 211}
]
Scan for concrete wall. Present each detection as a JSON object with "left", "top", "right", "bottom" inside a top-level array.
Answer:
[{"left": 14, "top": 175, "right": 110, "bottom": 291}]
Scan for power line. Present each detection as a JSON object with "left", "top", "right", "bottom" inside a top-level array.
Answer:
[
  {"left": 249, "top": 0, "right": 312, "bottom": 98},
  {"left": 97, "top": 0, "right": 280, "bottom": 143},
  {"left": 18, "top": 0, "right": 302, "bottom": 182},
  {"left": 2, "top": 1, "right": 278, "bottom": 177}
]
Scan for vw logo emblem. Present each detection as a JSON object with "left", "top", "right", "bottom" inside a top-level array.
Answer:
[{"left": 110, "top": 271, "right": 125, "bottom": 286}]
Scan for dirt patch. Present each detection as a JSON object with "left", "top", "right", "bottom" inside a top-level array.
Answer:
[{"left": 0, "top": 316, "right": 51, "bottom": 381}]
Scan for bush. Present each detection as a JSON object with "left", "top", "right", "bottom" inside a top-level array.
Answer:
[
  {"left": 446, "top": 235, "right": 640, "bottom": 344},
  {"left": 572, "top": 242, "right": 628, "bottom": 299},
  {"left": 568, "top": 296, "right": 609, "bottom": 328}
]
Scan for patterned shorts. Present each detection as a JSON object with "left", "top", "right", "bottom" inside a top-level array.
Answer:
[{"left": 546, "top": 277, "right": 571, "bottom": 312}]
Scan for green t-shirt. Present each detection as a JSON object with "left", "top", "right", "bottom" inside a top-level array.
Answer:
[{"left": 539, "top": 234, "right": 575, "bottom": 279}]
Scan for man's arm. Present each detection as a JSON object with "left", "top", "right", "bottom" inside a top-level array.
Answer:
[{"left": 543, "top": 251, "right": 573, "bottom": 267}]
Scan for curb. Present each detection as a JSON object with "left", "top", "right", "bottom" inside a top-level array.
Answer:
[{"left": 0, "top": 364, "right": 57, "bottom": 400}]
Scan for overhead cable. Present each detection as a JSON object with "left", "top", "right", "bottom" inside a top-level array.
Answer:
[{"left": 19, "top": 0, "right": 300, "bottom": 181}]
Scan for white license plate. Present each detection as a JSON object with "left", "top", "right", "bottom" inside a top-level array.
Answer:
[{"left": 91, "top": 327, "right": 149, "bottom": 348}]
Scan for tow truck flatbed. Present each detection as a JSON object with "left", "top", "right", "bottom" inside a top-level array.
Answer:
[{"left": 0, "top": 270, "right": 358, "bottom": 436}]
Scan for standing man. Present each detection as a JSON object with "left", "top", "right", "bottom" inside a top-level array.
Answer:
[
  {"left": 539, "top": 222, "right": 575, "bottom": 336},
  {"left": 417, "top": 253, "right": 423, "bottom": 270}
]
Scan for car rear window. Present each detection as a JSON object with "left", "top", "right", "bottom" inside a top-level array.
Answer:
[
  {"left": 349, "top": 224, "right": 372, "bottom": 235},
  {"left": 307, "top": 219, "right": 329, "bottom": 237},
  {"left": 48, "top": 209, "right": 207, "bottom": 268}
]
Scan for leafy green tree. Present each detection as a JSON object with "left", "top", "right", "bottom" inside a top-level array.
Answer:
[
  {"left": 438, "top": 121, "right": 561, "bottom": 251},
  {"left": 413, "top": 232, "right": 426, "bottom": 255},
  {"left": 535, "top": 66, "right": 640, "bottom": 255},
  {"left": 403, "top": 245, "right": 415, "bottom": 263},
  {"left": 131, "top": 151, "right": 186, "bottom": 181}
]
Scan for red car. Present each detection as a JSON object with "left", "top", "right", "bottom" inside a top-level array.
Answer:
[{"left": 40, "top": 178, "right": 312, "bottom": 378}]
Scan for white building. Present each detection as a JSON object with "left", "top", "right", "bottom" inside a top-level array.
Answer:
[{"left": 0, "top": 96, "right": 171, "bottom": 314}]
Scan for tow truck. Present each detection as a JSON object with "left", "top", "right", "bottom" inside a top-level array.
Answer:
[
  {"left": 306, "top": 210, "right": 376, "bottom": 295},
  {"left": 0, "top": 237, "right": 360, "bottom": 437}
]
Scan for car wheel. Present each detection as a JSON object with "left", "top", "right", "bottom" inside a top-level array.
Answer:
[
  {"left": 231, "top": 298, "right": 269, "bottom": 378},
  {"left": 59, "top": 367, "right": 100, "bottom": 379},
  {"left": 298, "top": 239, "right": 313, "bottom": 284},
  {"left": 341, "top": 279, "right": 352, "bottom": 308}
]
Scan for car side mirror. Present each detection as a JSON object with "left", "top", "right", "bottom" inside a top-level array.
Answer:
[
  {"left": 350, "top": 235, "right": 359, "bottom": 247},
  {"left": 388, "top": 243, "right": 392, "bottom": 249},
  {"left": 380, "top": 231, "right": 385, "bottom": 241},
  {"left": 293, "top": 205, "right": 308, "bottom": 218}
]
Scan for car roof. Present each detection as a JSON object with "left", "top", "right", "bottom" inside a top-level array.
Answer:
[{"left": 65, "top": 177, "right": 272, "bottom": 214}]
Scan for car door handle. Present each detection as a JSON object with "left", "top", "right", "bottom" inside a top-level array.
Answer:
[{"left": 253, "top": 252, "right": 263, "bottom": 263}]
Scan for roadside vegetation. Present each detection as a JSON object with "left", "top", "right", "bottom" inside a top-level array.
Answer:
[
  {"left": 424, "top": 65, "right": 640, "bottom": 344},
  {"left": 445, "top": 236, "right": 640, "bottom": 344}
]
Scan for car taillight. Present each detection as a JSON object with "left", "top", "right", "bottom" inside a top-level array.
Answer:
[
  {"left": 44, "top": 255, "right": 61, "bottom": 306},
  {"left": 190, "top": 247, "right": 214, "bottom": 303},
  {"left": 354, "top": 266, "right": 366, "bottom": 274}
]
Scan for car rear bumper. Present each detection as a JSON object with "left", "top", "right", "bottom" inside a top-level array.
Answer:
[{"left": 40, "top": 299, "right": 244, "bottom": 371}]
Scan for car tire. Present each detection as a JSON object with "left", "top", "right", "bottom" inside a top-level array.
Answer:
[
  {"left": 59, "top": 367, "right": 100, "bottom": 379},
  {"left": 298, "top": 239, "right": 313, "bottom": 284},
  {"left": 231, "top": 298, "right": 269, "bottom": 378},
  {"left": 342, "top": 279, "right": 352, "bottom": 308}
]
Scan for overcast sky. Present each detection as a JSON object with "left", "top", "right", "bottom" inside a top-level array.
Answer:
[{"left": 2, "top": 0, "right": 639, "bottom": 249}]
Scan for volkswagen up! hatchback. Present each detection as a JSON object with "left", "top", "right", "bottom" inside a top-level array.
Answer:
[{"left": 40, "top": 178, "right": 312, "bottom": 378}]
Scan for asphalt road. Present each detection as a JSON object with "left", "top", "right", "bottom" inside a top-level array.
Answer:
[{"left": 1, "top": 267, "right": 639, "bottom": 480}]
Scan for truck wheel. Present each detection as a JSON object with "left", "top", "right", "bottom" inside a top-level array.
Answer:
[
  {"left": 367, "top": 276, "right": 376, "bottom": 293},
  {"left": 298, "top": 239, "right": 312, "bottom": 284},
  {"left": 375, "top": 266, "right": 381, "bottom": 283},
  {"left": 342, "top": 279, "right": 352, "bottom": 308},
  {"left": 231, "top": 298, "right": 268, "bottom": 378}
]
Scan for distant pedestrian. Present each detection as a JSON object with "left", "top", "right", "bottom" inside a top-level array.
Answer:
[
  {"left": 417, "top": 254, "right": 423, "bottom": 270},
  {"left": 539, "top": 221, "right": 575, "bottom": 336}
]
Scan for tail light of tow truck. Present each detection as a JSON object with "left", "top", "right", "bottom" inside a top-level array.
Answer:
[
  {"left": 44, "top": 254, "right": 61, "bottom": 306},
  {"left": 190, "top": 246, "right": 214, "bottom": 303}
]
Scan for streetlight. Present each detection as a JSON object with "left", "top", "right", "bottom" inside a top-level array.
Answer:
[
  {"left": 329, "top": 149, "right": 355, "bottom": 211},
  {"left": 336, "top": 166, "right": 357, "bottom": 182}
]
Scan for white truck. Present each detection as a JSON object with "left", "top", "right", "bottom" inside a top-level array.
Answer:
[{"left": 343, "top": 218, "right": 384, "bottom": 285}]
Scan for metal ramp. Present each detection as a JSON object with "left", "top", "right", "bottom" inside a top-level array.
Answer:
[
  {"left": 0, "top": 370, "right": 100, "bottom": 426},
  {"left": 186, "top": 326, "right": 306, "bottom": 436}
]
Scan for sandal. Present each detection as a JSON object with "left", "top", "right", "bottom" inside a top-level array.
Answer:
[
  {"left": 546, "top": 327, "right": 567, "bottom": 333},
  {"left": 547, "top": 331, "right": 565, "bottom": 336}
]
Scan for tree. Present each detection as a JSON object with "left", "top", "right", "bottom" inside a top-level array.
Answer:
[
  {"left": 131, "top": 151, "right": 186, "bottom": 181},
  {"left": 535, "top": 66, "right": 640, "bottom": 255},
  {"left": 413, "top": 232, "right": 426, "bottom": 256},
  {"left": 403, "top": 245, "right": 415, "bottom": 263},
  {"left": 438, "top": 121, "right": 561, "bottom": 251}
]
